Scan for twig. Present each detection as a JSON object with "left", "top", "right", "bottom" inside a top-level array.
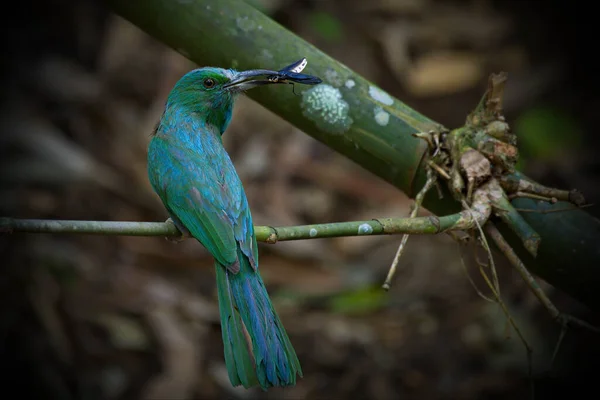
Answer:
[
  {"left": 514, "top": 204, "right": 593, "bottom": 214},
  {"left": 476, "top": 247, "right": 534, "bottom": 397},
  {"left": 485, "top": 222, "right": 600, "bottom": 333},
  {"left": 484, "top": 222, "right": 600, "bottom": 366},
  {"left": 382, "top": 169, "right": 437, "bottom": 290},
  {"left": 463, "top": 198, "right": 501, "bottom": 298},
  {"left": 412, "top": 131, "right": 435, "bottom": 149},
  {"left": 499, "top": 173, "right": 586, "bottom": 206},
  {"left": 456, "top": 240, "right": 495, "bottom": 303},
  {"left": 427, "top": 160, "right": 450, "bottom": 180},
  {"left": 474, "top": 217, "right": 533, "bottom": 398},
  {"left": 509, "top": 192, "right": 557, "bottom": 203}
]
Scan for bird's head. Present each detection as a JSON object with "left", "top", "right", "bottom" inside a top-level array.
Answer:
[{"left": 165, "top": 67, "right": 282, "bottom": 134}]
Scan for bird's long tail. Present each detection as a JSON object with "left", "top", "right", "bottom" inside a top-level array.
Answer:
[{"left": 215, "top": 247, "right": 302, "bottom": 390}]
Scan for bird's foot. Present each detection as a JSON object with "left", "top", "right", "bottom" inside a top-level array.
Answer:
[{"left": 165, "top": 217, "right": 190, "bottom": 243}]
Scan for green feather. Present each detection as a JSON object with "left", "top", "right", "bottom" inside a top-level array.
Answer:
[
  {"left": 215, "top": 259, "right": 259, "bottom": 387},
  {"left": 148, "top": 136, "right": 240, "bottom": 270}
]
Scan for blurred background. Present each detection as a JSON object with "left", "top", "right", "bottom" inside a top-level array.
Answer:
[{"left": 1, "top": 0, "right": 599, "bottom": 399}]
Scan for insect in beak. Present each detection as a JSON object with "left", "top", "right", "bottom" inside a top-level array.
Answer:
[
  {"left": 223, "top": 68, "right": 282, "bottom": 92},
  {"left": 224, "top": 57, "right": 322, "bottom": 94}
]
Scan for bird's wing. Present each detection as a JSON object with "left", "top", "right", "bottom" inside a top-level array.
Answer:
[
  {"left": 148, "top": 136, "right": 253, "bottom": 272},
  {"left": 233, "top": 194, "right": 258, "bottom": 270}
]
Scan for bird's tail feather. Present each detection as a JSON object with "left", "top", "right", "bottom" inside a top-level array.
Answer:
[
  {"left": 215, "top": 247, "right": 302, "bottom": 389},
  {"left": 215, "top": 258, "right": 258, "bottom": 388}
]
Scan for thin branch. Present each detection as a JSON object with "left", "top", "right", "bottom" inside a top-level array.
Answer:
[
  {"left": 456, "top": 240, "right": 495, "bottom": 303},
  {"left": 383, "top": 169, "right": 437, "bottom": 290},
  {"left": 1, "top": 211, "right": 490, "bottom": 243},
  {"left": 427, "top": 160, "right": 450, "bottom": 180},
  {"left": 484, "top": 221, "right": 600, "bottom": 373},
  {"left": 514, "top": 204, "right": 593, "bottom": 214},
  {"left": 463, "top": 199, "right": 500, "bottom": 297},
  {"left": 499, "top": 173, "right": 586, "bottom": 206},
  {"left": 484, "top": 222, "right": 600, "bottom": 334},
  {"left": 509, "top": 191, "right": 558, "bottom": 203},
  {"left": 475, "top": 244, "right": 534, "bottom": 396}
]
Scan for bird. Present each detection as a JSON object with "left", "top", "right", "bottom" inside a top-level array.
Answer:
[{"left": 147, "top": 64, "right": 319, "bottom": 389}]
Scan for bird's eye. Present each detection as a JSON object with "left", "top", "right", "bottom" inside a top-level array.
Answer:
[{"left": 203, "top": 78, "right": 216, "bottom": 88}]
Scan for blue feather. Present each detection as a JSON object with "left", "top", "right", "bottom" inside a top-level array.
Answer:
[{"left": 227, "top": 248, "right": 301, "bottom": 388}]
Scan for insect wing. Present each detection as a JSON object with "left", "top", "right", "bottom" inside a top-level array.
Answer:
[
  {"left": 289, "top": 58, "right": 308, "bottom": 73},
  {"left": 282, "top": 71, "right": 322, "bottom": 85},
  {"left": 279, "top": 57, "right": 308, "bottom": 74}
]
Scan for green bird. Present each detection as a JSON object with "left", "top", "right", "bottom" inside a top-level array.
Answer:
[{"left": 147, "top": 61, "right": 320, "bottom": 389}]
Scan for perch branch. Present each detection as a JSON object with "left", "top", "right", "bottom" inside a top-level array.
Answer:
[{"left": 1, "top": 212, "right": 491, "bottom": 243}]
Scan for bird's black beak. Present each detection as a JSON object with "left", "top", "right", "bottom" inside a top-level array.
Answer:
[{"left": 223, "top": 69, "right": 283, "bottom": 92}]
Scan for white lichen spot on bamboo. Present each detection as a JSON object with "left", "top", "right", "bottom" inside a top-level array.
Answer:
[
  {"left": 309, "top": 228, "right": 318, "bottom": 237},
  {"left": 357, "top": 223, "right": 373, "bottom": 235},
  {"left": 374, "top": 107, "right": 390, "bottom": 126},
  {"left": 324, "top": 69, "right": 343, "bottom": 87},
  {"left": 301, "top": 85, "right": 353, "bottom": 134},
  {"left": 369, "top": 85, "right": 394, "bottom": 106},
  {"left": 260, "top": 49, "right": 273, "bottom": 62},
  {"left": 236, "top": 16, "right": 256, "bottom": 32},
  {"left": 345, "top": 79, "right": 356, "bottom": 89}
]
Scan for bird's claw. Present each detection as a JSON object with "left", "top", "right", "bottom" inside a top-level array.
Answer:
[{"left": 165, "top": 217, "right": 190, "bottom": 243}]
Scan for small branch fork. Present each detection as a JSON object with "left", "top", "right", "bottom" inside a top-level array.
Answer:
[{"left": 383, "top": 71, "right": 598, "bottom": 383}]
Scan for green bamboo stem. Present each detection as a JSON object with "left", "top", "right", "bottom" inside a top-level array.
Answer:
[
  {"left": 1, "top": 212, "right": 488, "bottom": 242},
  {"left": 105, "top": 0, "right": 600, "bottom": 310}
]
